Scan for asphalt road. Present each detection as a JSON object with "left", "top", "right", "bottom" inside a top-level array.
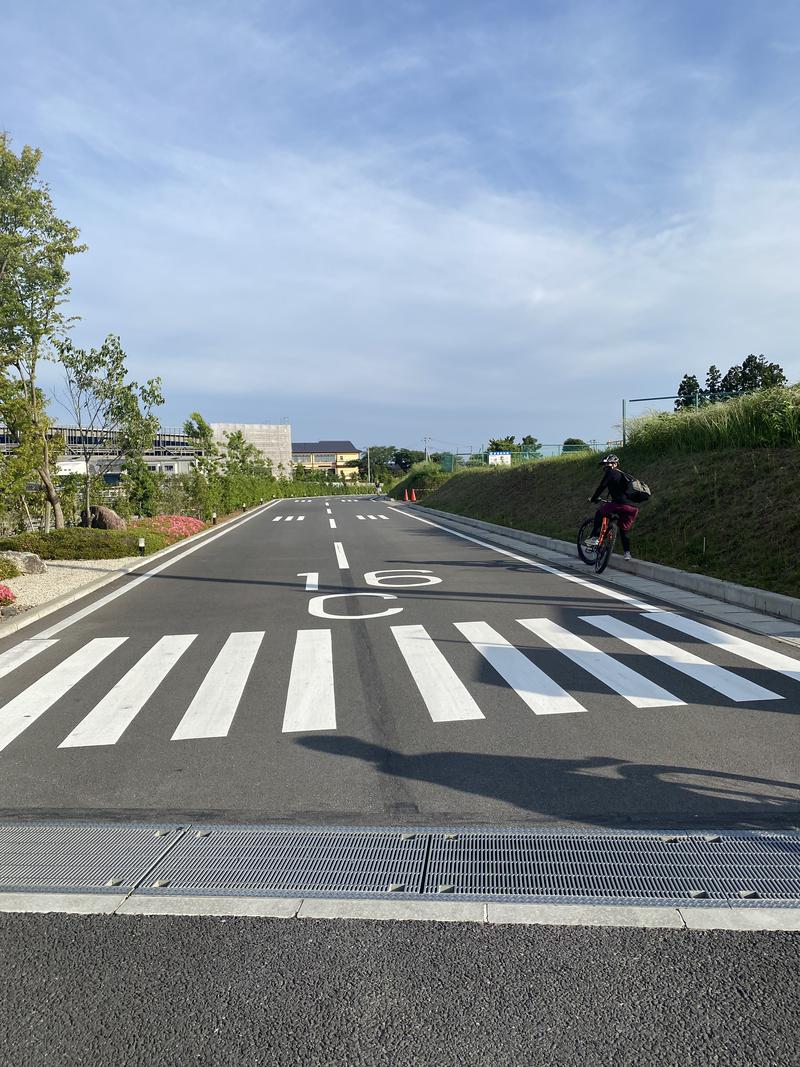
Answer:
[
  {"left": 1, "top": 912, "right": 798, "bottom": 1066},
  {"left": 0, "top": 497, "right": 798, "bottom": 827}
]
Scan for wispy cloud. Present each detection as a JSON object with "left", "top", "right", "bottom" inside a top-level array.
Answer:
[{"left": 4, "top": 0, "right": 800, "bottom": 445}]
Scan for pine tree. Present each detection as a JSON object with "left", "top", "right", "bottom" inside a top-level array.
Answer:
[
  {"left": 675, "top": 374, "right": 701, "bottom": 410},
  {"left": 705, "top": 365, "right": 722, "bottom": 401}
]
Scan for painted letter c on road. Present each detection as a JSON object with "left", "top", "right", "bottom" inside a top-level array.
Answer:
[{"left": 307, "top": 593, "right": 404, "bottom": 620}]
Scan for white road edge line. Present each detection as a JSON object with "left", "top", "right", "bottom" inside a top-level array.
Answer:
[
  {"left": 400, "top": 509, "right": 658, "bottom": 611},
  {"left": 33, "top": 502, "right": 280, "bottom": 640}
]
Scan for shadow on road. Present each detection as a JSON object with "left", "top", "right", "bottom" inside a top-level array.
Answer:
[{"left": 296, "top": 736, "right": 800, "bottom": 828}]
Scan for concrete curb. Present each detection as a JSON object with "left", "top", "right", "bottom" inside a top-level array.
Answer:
[
  {"left": 0, "top": 502, "right": 278, "bottom": 643},
  {"left": 1, "top": 891, "right": 799, "bottom": 929},
  {"left": 408, "top": 503, "right": 800, "bottom": 624}
]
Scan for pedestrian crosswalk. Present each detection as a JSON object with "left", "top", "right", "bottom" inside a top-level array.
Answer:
[
  {"left": 0, "top": 613, "right": 797, "bottom": 752},
  {"left": 356, "top": 514, "right": 390, "bottom": 521},
  {"left": 272, "top": 515, "right": 305, "bottom": 521}
]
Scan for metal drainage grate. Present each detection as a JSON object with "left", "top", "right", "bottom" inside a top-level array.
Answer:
[
  {"left": 0, "top": 823, "right": 185, "bottom": 892},
  {"left": 422, "top": 830, "right": 800, "bottom": 903},
  {"left": 141, "top": 827, "right": 428, "bottom": 896}
]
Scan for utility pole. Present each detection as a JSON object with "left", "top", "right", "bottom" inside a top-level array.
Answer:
[
  {"left": 423, "top": 436, "right": 431, "bottom": 461},
  {"left": 366, "top": 447, "right": 371, "bottom": 484}
]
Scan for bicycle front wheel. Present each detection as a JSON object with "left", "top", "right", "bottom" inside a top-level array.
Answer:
[
  {"left": 577, "top": 518, "right": 597, "bottom": 565},
  {"left": 594, "top": 528, "right": 616, "bottom": 573}
]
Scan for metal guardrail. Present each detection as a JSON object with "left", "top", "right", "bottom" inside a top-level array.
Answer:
[{"left": 1, "top": 824, "right": 798, "bottom": 905}]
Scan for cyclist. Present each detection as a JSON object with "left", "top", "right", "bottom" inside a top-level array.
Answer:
[{"left": 584, "top": 454, "right": 639, "bottom": 561}]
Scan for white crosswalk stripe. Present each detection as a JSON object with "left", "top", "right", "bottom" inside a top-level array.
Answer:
[
  {"left": 0, "top": 639, "right": 59, "bottom": 681},
  {"left": 644, "top": 611, "right": 800, "bottom": 683},
  {"left": 455, "top": 621, "right": 586, "bottom": 715},
  {"left": 517, "top": 618, "right": 685, "bottom": 709},
  {"left": 61, "top": 635, "right": 196, "bottom": 747},
  {"left": 0, "top": 638, "right": 126, "bottom": 752},
  {"left": 172, "top": 632, "right": 264, "bottom": 740},
  {"left": 0, "top": 610, "right": 797, "bottom": 751},
  {"left": 392, "top": 625, "right": 484, "bottom": 722},
  {"left": 582, "top": 615, "right": 782, "bottom": 702},
  {"left": 282, "top": 629, "right": 336, "bottom": 732}
]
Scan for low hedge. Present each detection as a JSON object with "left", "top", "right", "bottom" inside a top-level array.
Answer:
[
  {"left": 0, "top": 528, "right": 172, "bottom": 560},
  {"left": 0, "top": 557, "right": 21, "bottom": 580}
]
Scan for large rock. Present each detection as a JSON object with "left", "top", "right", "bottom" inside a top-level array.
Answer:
[
  {"left": 0, "top": 550, "right": 47, "bottom": 574},
  {"left": 82, "top": 506, "right": 127, "bottom": 531}
]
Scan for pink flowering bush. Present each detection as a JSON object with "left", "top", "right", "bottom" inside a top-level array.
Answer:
[
  {"left": 0, "top": 584, "right": 15, "bottom": 607},
  {"left": 133, "top": 515, "right": 207, "bottom": 544}
]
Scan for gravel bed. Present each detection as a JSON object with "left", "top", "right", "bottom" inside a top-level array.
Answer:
[{"left": 3, "top": 557, "right": 143, "bottom": 610}]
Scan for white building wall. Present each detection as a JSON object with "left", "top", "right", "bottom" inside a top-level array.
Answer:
[{"left": 210, "top": 423, "right": 293, "bottom": 474}]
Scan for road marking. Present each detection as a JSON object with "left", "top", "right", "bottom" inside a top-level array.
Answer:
[
  {"left": 392, "top": 625, "right": 484, "bottom": 722},
  {"left": 61, "top": 635, "right": 196, "bottom": 747},
  {"left": 334, "top": 542, "right": 349, "bottom": 569},
  {"left": 0, "top": 639, "right": 59, "bottom": 681},
  {"left": 298, "top": 572, "right": 320, "bottom": 590},
  {"left": 273, "top": 516, "right": 283, "bottom": 522},
  {"left": 378, "top": 515, "right": 389, "bottom": 520},
  {"left": 297, "top": 516, "right": 305, "bottom": 521},
  {"left": 282, "top": 629, "right": 335, "bottom": 732},
  {"left": 329, "top": 518, "right": 337, "bottom": 529},
  {"left": 516, "top": 618, "right": 685, "bottom": 709},
  {"left": 285, "top": 516, "right": 294, "bottom": 522},
  {"left": 582, "top": 616, "right": 782, "bottom": 702},
  {"left": 34, "top": 503, "right": 279, "bottom": 640},
  {"left": 307, "top": 593, "right": 402, "bottom": 620},
  {"left": 644, "top": 612, "right": 800, "bottom": 683},
  {"left": 368, "top": 515, "right": 378, "bottom": 521},
  {"left": 455, "top": 621, "right": 586, "bottom": 715},
  {"left": 0, "top": 638, "right": 126, "bottom": 752},
  {"left": 401, "top": 510, "right": 656, "bottom": 611},
  {"left": 171, "top": 632, "right": 264, "bottom": 740},
  {"left": 357, "top": 515, "right": 366, "bottom": 520}
]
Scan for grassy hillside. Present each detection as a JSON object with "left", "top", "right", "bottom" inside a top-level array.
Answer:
[{"left": 420, "top": 447, "right": 800, "bottom": 598}]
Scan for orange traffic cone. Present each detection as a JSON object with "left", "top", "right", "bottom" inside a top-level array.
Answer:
[
  {"left": 404, "top": 488, "right": 409, "bottom": 501},
  {"left": 411, "top": 488, "right": 417, "bottom": 502}
]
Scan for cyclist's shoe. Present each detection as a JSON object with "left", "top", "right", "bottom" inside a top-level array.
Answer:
[
  {"left": 624, "top": 551, "right": 632, "bottom": 560},
  {"left": 584, "top": 536, "right": 600, "bottom": 547}
]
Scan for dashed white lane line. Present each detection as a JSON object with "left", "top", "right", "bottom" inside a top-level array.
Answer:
[
  {"left": 329, "top": 518, "right": 337, "bottom": 529},
  {"left": 334, "top": 543, "right": 349, "bottom": 569}
]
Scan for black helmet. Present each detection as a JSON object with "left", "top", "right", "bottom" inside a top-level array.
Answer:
[{"left": 600, "top": 454, "right": 619, "bottom": 466}]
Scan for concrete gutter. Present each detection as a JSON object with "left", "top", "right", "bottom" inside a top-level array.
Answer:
[{"left": 399, "top": 503, "right": 800, "bottom": 645}]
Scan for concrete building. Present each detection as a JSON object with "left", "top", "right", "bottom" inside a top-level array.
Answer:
[
  {"left": 291, "top": 440, "right": 361, "bottom": 480},
  {"left": 210, "top": 423, "right": 293, "bottom": 474}
]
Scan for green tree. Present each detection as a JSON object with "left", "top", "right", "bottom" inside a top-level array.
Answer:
[
  {"left": 705, "top": 365, "right": 722, "bottom": 399},
  {"left": 183, "top": 412, "right": 219, "bottom": 473},
  {"left": 739, "top": 353, "right": 786, "bottom": 392},
  {"left": 393, "top": 448, "right": 425, "bottom": 471},
  {"left": 359, "top": 445, "right": 395, "bottom": 480},
  {"left": 520, "top": 434, "right": 542, "bottom": 456},
  {"left": 675, "top": 374, "right": 701, "bottom": 410},
  {"left": 122, "top": 455, "right": 160, "bottom": 517},
  {"left": 56, "top": 334, "right": 163, "bottom": 522},
  {"left": 488, "top": 436, "right": 516, "bottom": 451},
  {"left": 0, "top": 134, "right": 86, "bottom": 526},
  {"left": 562, "top": 437, "right": 590, "bottom": 452}
]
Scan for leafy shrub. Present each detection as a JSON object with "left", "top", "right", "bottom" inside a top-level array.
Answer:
[
  {"left": 0, "top": 557, "right": 22, "bottom": 581},
  {"left": 0, "top": 584, "right": 16, "bottom": 606},
  {"left": 0, "top": 529, "right": 172, "bottom": 560}
]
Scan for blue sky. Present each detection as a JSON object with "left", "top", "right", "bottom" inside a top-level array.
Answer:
[{"left": 3, "top": 0, "right": 800, "bottom": 451}]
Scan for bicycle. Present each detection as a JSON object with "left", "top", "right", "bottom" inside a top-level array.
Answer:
[{"left": 577, "top": 500, "right": 619, "bottom": 574}]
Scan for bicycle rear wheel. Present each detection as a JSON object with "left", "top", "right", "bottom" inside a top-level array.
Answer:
[
  {"left": 577, "top": 518, "right": 597, "bottom": 564},
  {"left": 594, "top": 527, "right": 616, "bottom": 573}
]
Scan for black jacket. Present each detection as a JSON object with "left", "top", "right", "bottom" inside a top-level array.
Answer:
[{"left": 591, "top": 467, "right": 633, "bottom": 505}]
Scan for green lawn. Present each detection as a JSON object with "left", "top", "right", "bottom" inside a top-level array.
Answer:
[{"left": 421, "top": 447, "right": 800, "bottom": 598}]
